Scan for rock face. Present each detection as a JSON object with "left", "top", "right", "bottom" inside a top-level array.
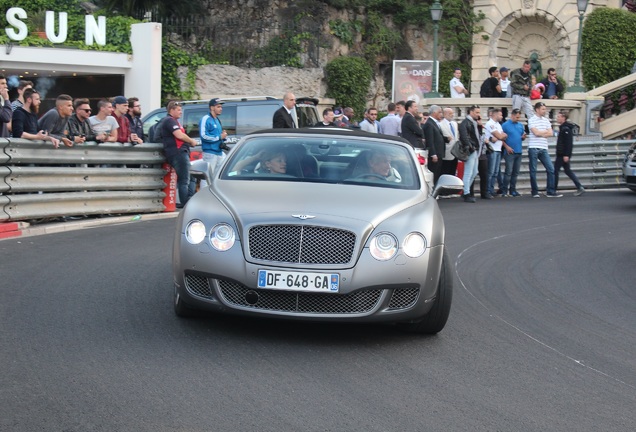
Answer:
[{"left": 185, "top": 65, "right": 327, "bottom": 100}]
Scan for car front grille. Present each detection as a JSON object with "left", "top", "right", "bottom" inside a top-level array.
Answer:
[
  {"left": 248, "top": 225, "right": 356, "bottom": 265},
  {"left": 218, "top": 279, "right": 381, "bottom": 314},
  {"left": 185, "top": 274, "right": 213, "bottom": 298},
  {"left": 387, "top": 288, "right": 420, "bottom": 310}
]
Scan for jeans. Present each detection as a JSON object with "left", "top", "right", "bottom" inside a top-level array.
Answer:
[
  {"left": 554, "top": 156, "right": 582, "bottom": 190},
  {"left": 487, "top": 151, "right": 502, "bottom": 195},
  {"left": 462, "top": 151, "right": 479, "bottom": 196},
  {"left": 167, "top": 150, "right": 195, "bottom": 206},
  {"left": 502, "top": 152, "right": 522, "bottom": 194},
  {"left": 528, "top": 147, "right": 556, "bottom": 195},
  {"left": 201, "top": 152, "right": 226, "bottom": 187}
]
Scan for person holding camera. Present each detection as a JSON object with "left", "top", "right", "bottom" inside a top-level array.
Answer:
[
  {"left": 540, "top": 68, "right": 564, "bottom": 100},
  {"left": 200, "top": 98, "right": 229, "bottom": 177}
]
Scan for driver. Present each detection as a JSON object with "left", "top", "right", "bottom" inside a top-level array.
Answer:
[
  {"left": 366, "top": 151, "right": 402, "bottom": 182},
  {"left": 234, "top": 149, "right": 288, "bottom": 174}
]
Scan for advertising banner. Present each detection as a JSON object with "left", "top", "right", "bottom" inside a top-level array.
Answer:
[{"left": 392, "top": 60, "right": 437, "bottom": 104}]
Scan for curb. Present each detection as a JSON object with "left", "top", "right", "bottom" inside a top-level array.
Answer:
[{"left": 0, "top": 212, "right": 179, "bottom": 241}]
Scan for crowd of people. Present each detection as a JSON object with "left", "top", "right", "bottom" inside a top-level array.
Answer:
[{"left": 0, "top": 75, "right": 145, "bottom": 148}]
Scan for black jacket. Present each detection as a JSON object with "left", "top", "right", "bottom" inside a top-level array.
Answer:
[
  {"left": 272, "top": 107, "right": 295, "bottom": 128},
  {"left": 556, "top": 121, "right": 574, "bottom": 157},
  {"left": 423, "top": 117, "right": 446, "bottom": 158},
  {"left": 458, "top": 117, "right": 480, "bottom": 153},
  {"left": 539, "top": 77, "right": 564, "bottom": 99},
  {"left": 400, "top": 113, "right": 424, "bottom": 149}
]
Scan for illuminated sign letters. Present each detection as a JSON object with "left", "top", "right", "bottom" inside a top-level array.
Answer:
[{"left": 4, "top": 8, "right": 106, "bottom": 46}]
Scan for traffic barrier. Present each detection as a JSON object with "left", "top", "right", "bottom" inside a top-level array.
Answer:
[{"left": 1, "top": 139, "right": 169, "bottom": 222}]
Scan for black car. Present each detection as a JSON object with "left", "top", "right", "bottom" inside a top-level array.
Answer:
[{"left": 141, "top": 96, "right": 320, "bottom": 150}]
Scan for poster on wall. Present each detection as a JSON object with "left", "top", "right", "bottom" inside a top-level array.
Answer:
[{"left": 392, "top": 60, "right": 437, "bottom": 104}]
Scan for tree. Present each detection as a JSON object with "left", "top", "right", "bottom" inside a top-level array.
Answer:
[{"left": 96, "top": 0, "right": 203, "bottom": 17}]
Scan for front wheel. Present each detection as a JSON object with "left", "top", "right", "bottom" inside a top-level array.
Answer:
[{"left": 398, "top": 249, "right": 453, "bottom": 334}]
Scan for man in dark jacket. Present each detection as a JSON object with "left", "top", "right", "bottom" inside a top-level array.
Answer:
[
  {"left": 272, "top": 92, "right": 296, "bottom": 128},
  {"left": 555, "top": 110, "right": 584, "bottom": 196},
  {"left": 458, "top": 105, "right": 482, "bottom": 202},
  {"left": 400, "top": 100, "right": 424, "bottom": 149},
  {"left": 540, "top": 68, "right": 564, "bottom": 100},
  {"left": 423, "top": 104, "right": 448, "bottom": 185}
]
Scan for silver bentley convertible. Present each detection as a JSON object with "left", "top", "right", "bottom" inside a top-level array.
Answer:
[{"left": 172, "top": 128, "right": 463, "bottom": 334}]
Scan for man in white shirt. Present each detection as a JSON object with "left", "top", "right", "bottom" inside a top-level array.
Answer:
[
  {"left": 88, "top": 99, "right": 119, "bottom": 143},
  {"left": 450, "top": 68, "right": 469, "bottom": 98},
  {"left": 379, "top": 103, "right": 400, "bottom": 136},
  {"left": 528, "top": 101, "right": 562, "bottom": 198},
  {"left": 484, "top": 108, "right": 507, "bottom": 197},
  {"left": 499, "top": 67, "right": 510, "bottom": 97}
]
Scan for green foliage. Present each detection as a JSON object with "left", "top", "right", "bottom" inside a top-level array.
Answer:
[
  {"left": 325, "top": 56, "right": 373, "bottom": 119},
  {"left": 254, "top": 30, "right": 313, "bottom": 68},
  {"left": 329, "top": 19, "right": 363, "bottom": 46},
  {"left": 363, "top": 11, "right": 402, "bottom": 63},
  {"left": 581, "top": 8, "right": 636, "bottom": 89},
  {"left": 161, "top": 40, "right": 207, "bottom": 101},
  {"left": 439, "top": 60, "right": 470, "bottom": 97},
  {"left": 100, "top": 0, "right": 203, "bottom": 18},
  {"left": 439, "top": 0, "right": 486, "bottom": 64}
]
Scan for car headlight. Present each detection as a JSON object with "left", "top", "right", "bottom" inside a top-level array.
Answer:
[
  {"left": 403, "top": 233, "right": 427, "bottom": 258},
  {"left": 210, "top": 223, "right": 236, "bottom": 251},
  {"left": 185, "top": 220, "right": 207, "bottom": 245},
  {"left": 369, "top": 232, "right": 398, "bottom": 261}
]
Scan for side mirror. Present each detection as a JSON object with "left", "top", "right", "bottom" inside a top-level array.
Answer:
[
  {"left": 432, "top": 174, "right": 464, "bottom": 198},
  {"left": 190, "top": 159, "right": 212, "bottom": 184}
]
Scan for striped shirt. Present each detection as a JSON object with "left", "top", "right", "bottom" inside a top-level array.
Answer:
[{"left": 527, "top": 115, "right": 552, "bottom": 150}]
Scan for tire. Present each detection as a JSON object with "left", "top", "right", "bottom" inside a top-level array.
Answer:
[
  {"left": 399, "top": 248, "right": 453, "bottom": 334},
  {"left": 174, "top": 285, "right": 197, "bottom": 318}
]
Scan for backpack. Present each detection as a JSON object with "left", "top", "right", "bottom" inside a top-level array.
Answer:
[
  {"left": 480, "top": 78, "right": 494, "bottom": 98},
  {"left": 148, "top": 117, "right": 167, "bottom": 142}
]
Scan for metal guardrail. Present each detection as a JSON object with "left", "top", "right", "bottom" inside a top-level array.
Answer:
[
  {"left": 1, "top": 138, "right": 633, "bottom": 222},
  {"left": 1, "top": 139, "right": 168, "bottom": 222},
  {"left": 485, "top": 139, "right": 635, "bottom": 193}
]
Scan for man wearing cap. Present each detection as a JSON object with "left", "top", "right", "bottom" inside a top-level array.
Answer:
[
  {"left": 499, "top": 67, "right": 510, "bottom": 120},
  {"left": 163, "top": 100, "right": 197, "bottom": 207},
  {"left": 273, "top": 92, "right": 296, "bottom": 128},
  {"left": 332, "top": 107, "right": 346, "bottom": 127},
  {"left": 200, "top": 98, "right": 228, "bottom": 175},
  {"left": 111, "top": 95, "right": 133, "bottom": 143}
]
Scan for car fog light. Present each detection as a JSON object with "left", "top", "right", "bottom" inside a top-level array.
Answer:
[
  {"left": 185, "top": 220, "right": 207, "bottom": 244},
  {"left": 370, "top": 232, "right": 398, "bottom": 261},
  {"left": 403, "top": 233, "right": 427, "bottom": 258},
  {"left": 210, "top": 223, "right": 236, "bottom": 251}
]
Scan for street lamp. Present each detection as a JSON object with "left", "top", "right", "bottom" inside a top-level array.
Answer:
[
  {"left": 568, "top": 0, "right": 589, "bottom": 92},
  {"left": 425, "top": 0, "right": 443, "bottom": 98}
]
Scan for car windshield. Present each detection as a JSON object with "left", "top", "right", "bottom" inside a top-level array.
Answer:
[{"left": 221, "top": 135, "right": 420, "bottom": 190}]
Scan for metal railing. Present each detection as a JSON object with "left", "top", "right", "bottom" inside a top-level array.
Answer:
[
  {"left": 1, "top": 138, "right": 633, "bottom": 223},
  {"left": 1, "top": 139, "right": 168, "bottom": 222}
]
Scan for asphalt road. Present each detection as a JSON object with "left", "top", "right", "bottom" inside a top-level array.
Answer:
[{"left": 1, "top": 190, "right": 635, "bottom": 431}]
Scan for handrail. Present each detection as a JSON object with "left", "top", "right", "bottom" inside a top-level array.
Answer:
[{"left": 587, "top": 72, "right": 636, "bottom": 97}]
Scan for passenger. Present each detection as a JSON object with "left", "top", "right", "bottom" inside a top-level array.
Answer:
[
  {"left": 235, "top": 149, "right": 288, "bottom": 175},
  {"left": 363, "top": 151, "right": 401, "bottom": 182}
]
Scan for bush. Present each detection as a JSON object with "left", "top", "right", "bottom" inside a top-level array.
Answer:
[
  {"left": 325, "top": 56, "right": 373, "bottom": 121},
  {"left": 581, "top": 8, "right": 636, "bottom": 89}
]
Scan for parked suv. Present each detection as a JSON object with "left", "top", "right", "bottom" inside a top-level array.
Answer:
[
  {"left": 142, "top": 96, "right": 320, "bottom": 150},
  {"left": 623, "top": 141, "right": 636, "bottom": 192}
]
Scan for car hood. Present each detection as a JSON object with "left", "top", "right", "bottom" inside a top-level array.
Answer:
[{"left": 212, "top": 180, "right": 425, "bottom": 230}]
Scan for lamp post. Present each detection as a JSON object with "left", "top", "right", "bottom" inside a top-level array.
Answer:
[
  {"left": 568, "top": 0, "right": 589, "bottom": 92},
  {"left": 425, "top": 0, "right": 443, "bottom": 98}
]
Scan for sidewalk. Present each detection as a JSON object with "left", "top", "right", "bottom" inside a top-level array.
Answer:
[{"left": 0, "top": 212, "right": 179, "bottom": 241}]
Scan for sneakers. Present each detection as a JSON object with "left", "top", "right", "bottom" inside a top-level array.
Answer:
[
  {"left": 546, "top": 193, "right": 563, "bottom": 198},
  {"left": 463, "top": 195, "right": 476, "bottom": 203},
  {"left": 511, "top": 191, "right": 522, "bottom": 197},
  {"left": 481, "top": 194, "right": 493, "bottom": 200},
  {"left": 574, "top": 187, "right": 585, "bottom": 196},
  {"left": 501, "top": 194, "right": 510, "bottom": 198},
  {"left": 532, "top": 193, "right": 541, "bottom": 198}
]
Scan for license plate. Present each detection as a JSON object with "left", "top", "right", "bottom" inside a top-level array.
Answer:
[{"left": 257, "top": 270, "right": 339, "bottom": 292}]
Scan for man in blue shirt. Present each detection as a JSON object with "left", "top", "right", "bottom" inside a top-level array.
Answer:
[
  {"left": 199, "top": 98, "right": 228, "bottom": 176},
  {"left": 501, "top": 108, "right": 526, "bottom": 197}
]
